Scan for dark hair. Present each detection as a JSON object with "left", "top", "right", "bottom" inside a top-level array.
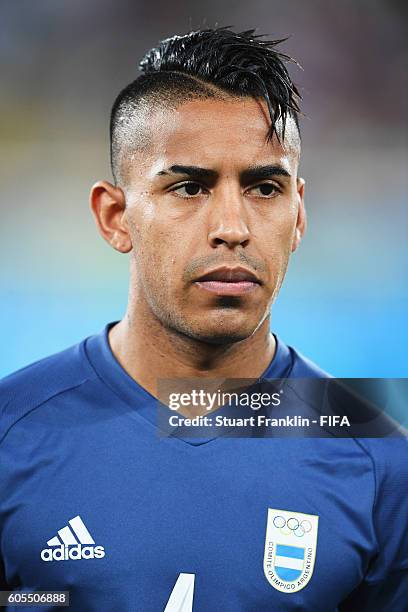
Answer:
[{"left": 110, "top": 28, "right": 301, "bottom": 184}]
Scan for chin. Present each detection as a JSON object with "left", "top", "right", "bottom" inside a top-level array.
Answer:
[
  {"left": 197, "top": 333, "right": 251, "bottom": 346},
  {"left": 163, "top": 305, "right": 266, "bottom": 345},
  {"left": 184, "top": 319, "right": 260, "bottom": 346}
]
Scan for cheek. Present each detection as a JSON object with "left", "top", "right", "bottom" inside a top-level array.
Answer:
[
  {"left": 128, "top": 213, "right": 181, "bottom": 290},
  {"left": 249, "top": 209, "right": 297, "bottom": 290},
  {"left": 255, "top": 206, "right": 297, "bottom": 253}
]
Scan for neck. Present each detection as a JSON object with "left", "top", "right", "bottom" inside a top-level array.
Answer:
[{"left": 109, "top": 299, "right": 276, "bottom": 400}]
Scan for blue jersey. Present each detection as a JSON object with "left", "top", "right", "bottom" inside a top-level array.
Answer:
[{"left": 0, "top": 322, "right": 407, "bottom": 611}]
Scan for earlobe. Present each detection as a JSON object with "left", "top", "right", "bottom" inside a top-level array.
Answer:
[
  {"left": 291, "top": 177, "right": 306, "bottom": 253},
  {"left": 89, "top": 180, "right": 133, "bottom": 253}
]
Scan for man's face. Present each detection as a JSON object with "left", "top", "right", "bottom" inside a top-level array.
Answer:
[{"left": 122, "top": 97, "right": 305, "bottom": 344}]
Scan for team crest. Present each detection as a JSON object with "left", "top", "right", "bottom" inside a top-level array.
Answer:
[{"left": 263, "top": 508, "right": 319, "bottom": 593}]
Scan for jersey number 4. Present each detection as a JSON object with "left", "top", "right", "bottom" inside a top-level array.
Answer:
[{"left": 164, "top": 573, "right": 195, "bottom": 611}]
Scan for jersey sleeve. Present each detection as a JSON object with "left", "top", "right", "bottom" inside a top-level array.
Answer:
[
  {"left": 338, "top": 568, "right": 408, "bottom": 611},
  {"left": 339, "top": 437, "right": 408, "bottom": 611},
  {"left": 0, "top": 555, "right": 9, "bottom": 589}
]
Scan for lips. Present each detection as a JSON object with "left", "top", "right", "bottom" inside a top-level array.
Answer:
[
  {"left": 193, "top": 266, "right": 261, "bottom": 296},
  {"left": 195, "top": 266, "right": 260, "bottom": 284}
]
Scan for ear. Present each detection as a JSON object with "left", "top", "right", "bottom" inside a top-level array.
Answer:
[
  {"left": 291, "top": 177, "right": 306, "bottom": 253},
  {"left": 89, "top": 181, "right": 132, "bottom": 253}
]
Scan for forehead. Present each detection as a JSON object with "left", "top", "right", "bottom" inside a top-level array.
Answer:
[{"left": 129, "top": 97, "right": 300, "bottom": 178}]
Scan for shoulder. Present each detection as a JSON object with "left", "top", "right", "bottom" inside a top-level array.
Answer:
[
  {"left": 281, "top": 338, "right": 407, "bottom": 453},
  {"left": 357, "top": 436, "right": 408, "bottom": 484},
  {"left": 359, "top": 436, "right": 408, "bottom": 573},
  {"left": 284, "top": 341, "right": 333, "bottom": 378},
  {"left": 0, "top": 338, "right": 96, "bottom": 444}
]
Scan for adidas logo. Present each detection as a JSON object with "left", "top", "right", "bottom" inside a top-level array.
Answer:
[{"left": 40, "top": 515, "right": 105, "bottom": 562}]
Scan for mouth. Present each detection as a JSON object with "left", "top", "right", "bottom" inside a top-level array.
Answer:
[{"left": 193, "top": 266, "right": 261, "bottom": 296}]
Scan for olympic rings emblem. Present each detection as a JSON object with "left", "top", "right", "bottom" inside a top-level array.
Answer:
[{"left": 273, "top": 514, "right": 312, "bottom": 538}]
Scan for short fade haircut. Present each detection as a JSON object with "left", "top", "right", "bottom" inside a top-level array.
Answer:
[{"left": 110, "top": 27, "right": 302, "bottom": 185}]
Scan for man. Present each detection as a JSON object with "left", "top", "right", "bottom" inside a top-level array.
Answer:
[{"left": 0, "top": 28, "right": 407, "bottom": 611}]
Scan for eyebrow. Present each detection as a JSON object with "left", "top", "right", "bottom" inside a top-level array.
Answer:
[
  {"left": 156, "top": 164, "right": 291, "bottom": 181},
  {"left": 240, "top": 165, "right": 291, "bottom": 182},
  {"left": 156, "top": 165, "right": 217, "bottom": 180}
]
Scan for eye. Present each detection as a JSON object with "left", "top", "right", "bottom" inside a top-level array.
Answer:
[
  {"left": 247, "top": 183, "right": 280, "bottom": 198},
  {"left": 170, "top": 182, "right": 206, "bottom": 198}
]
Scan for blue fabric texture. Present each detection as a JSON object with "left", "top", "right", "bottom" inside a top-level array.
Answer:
[{"left": 0, "top": 322, "right": 407, "bottom": 611}]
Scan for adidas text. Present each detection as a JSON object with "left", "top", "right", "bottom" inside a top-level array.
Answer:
[{"left": 41, "top": 545, "right": 105, "bottom": 562}]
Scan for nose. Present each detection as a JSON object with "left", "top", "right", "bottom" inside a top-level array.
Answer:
[{"left": 207, "top": 187, "right": 250, "bottom": 249}]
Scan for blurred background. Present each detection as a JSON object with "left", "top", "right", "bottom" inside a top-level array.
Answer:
[{"left": 1, "top": 1, "right": 407, "bottom": 410}]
